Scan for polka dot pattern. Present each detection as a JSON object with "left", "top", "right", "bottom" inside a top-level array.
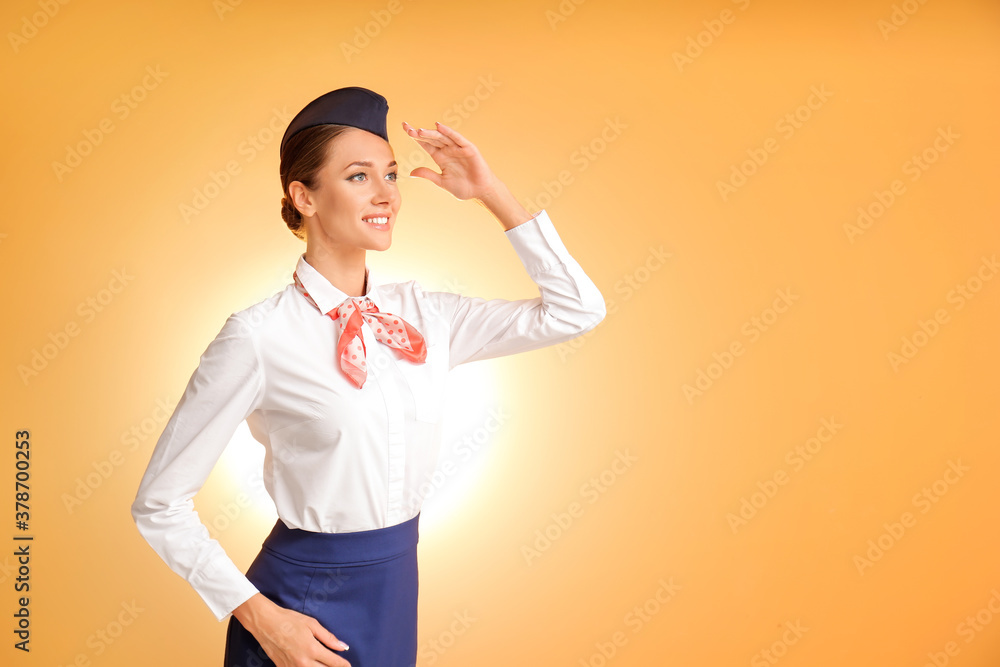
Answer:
[{"left": 293, "top": 270, "right": 428, "bottom": 389}]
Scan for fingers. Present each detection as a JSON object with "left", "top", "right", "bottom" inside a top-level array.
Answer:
[
  {"left": 309, "top": 618, "right": 352, "bottom": 666},
  {"left": 401, "top": 120, "right": 470, "bottom": 148},
  {"left": 415, "top": 132, "right": 448, "bottom": 149},
  {"left": 310, "top": 618, "right": 349, "bottom": 652},
  {"left": 402, "top": 121, "right": 441, "bottom": 145},
  {"left": 402, "top": 127, "right": 444, "bottom": 155},
  {"left": 433, "top": 121, "right": 470, "bottom": 148},
  {"left": 401, "top": 121, "right": 453, "bottom": 149},
  {"left": 408, "top": 166, "right": 443, "bottom": 187}
]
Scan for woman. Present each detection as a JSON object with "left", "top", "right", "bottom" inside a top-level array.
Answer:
[{"left": 131, "top": 86, "right": 606, "bottom": 666}]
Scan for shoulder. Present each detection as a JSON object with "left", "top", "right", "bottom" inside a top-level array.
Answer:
[
  {"left": 212, "top": 284, "right": 296, "bottom": 347},
  {"left": 231, "top": 288, "right": 286, "bottom": 328}
]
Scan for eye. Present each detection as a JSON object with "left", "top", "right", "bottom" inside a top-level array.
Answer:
[
  {"left": 348, "top": 171, "right": 367, "bottom": 182},
  {"left": 386, "top": 171, "right": 398, "bottom": 182}
]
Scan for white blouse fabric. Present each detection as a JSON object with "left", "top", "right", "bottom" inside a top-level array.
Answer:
[{"left": 131, "top": 209, "right": 606, "bottom": 621}]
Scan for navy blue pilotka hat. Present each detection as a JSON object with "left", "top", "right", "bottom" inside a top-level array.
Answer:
[{"left": 279, "top": 86, "right": 389, "bottom": 159}]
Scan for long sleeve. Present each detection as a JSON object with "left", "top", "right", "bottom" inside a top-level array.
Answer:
[
  {"left": 423, "top": 209, "right": 607, "bottom": 369},
  {"left": 131, "top": 313, "right": 265, "bottom": 621}
]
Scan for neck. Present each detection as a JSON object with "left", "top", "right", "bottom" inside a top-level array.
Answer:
[{"left": 304, "top": 241, "right": 368, "bottom": 297}]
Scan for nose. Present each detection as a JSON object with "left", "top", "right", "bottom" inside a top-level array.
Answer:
[{"left": 372, "top": 174, "right": 398, "bottom": 205}]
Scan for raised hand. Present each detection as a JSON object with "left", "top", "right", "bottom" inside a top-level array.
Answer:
[{"left": 401, "top": 121, "right": 501, "bottom": 201}]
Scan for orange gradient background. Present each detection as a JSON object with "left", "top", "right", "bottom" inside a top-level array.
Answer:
[{"left": 3, "top": 0, "right": 1000, "bottom": 665}]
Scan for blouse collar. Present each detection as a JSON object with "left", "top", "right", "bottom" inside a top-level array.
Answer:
[{"left": 293, "top": 254, "right": 381, "bottom": 314}]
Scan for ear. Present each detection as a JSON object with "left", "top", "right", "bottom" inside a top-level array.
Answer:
[{"left": 288, "top": 180, "right": 315, "bottom": 218}]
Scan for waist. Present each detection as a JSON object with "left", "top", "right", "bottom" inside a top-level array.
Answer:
[{"left": 260, "top": 513, "right": 420, "bottom": 566}]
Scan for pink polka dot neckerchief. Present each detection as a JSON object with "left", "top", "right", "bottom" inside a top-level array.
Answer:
[{"left": 293, "top": 270, "right": 427, "bottom": 389}]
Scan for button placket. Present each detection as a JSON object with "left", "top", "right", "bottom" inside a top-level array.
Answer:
[{"left": 363, "top": 321, "right": 408, "bottom": 524}]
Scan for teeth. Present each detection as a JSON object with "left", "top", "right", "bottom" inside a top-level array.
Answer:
[{"left": 364, "top": 217, "right": 389, "bottom": 225}]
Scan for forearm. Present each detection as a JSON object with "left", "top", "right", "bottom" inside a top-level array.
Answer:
[{"left": 475, "top": 179, "right": 534, "bottom": 232}]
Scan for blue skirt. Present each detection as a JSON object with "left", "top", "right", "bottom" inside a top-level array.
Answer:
[{"left": 223, "top": 513, "right": 420, "bottom": 667}]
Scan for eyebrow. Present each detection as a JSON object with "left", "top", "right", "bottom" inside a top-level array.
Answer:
[{"left": 342, "top": 160, "right": 398, "bottom": 170}]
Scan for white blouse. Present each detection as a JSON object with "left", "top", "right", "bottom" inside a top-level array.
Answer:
[{"left": 130, "top": 209, "right": 606, "bottom": 621}]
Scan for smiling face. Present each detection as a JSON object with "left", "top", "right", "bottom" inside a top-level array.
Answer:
[{"left": 293, "top": 127, "right": 400, "bottom": 253}]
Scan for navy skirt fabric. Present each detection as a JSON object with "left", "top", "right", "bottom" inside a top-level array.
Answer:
[{"left": 223, "top": 513, "right": 420, "bottom": 667}]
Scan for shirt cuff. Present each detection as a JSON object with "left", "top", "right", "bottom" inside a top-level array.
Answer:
[
  {"left": 189, "top": 556, "right": 261, "bottom": 622},
  {"left": 503, "top": 209, "right": 572, "bottom": 276}
]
